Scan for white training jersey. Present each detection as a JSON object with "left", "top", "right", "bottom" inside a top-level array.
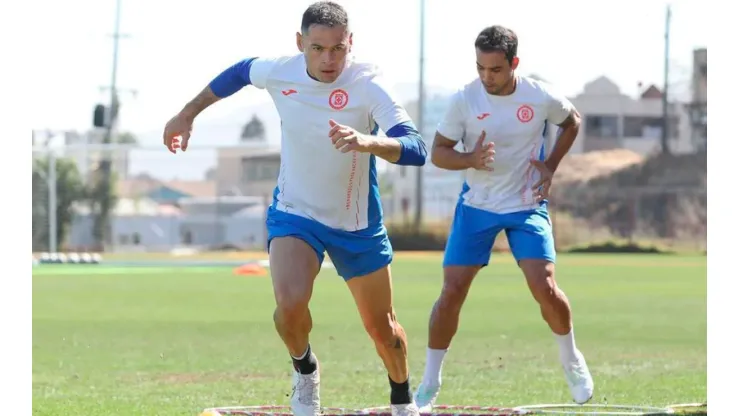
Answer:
[
  {"left": 248, "top": 54, "right": 411, "bottom": 231},
  {"left": 437, "top": 75, "right": 575, "bottom": 214}
]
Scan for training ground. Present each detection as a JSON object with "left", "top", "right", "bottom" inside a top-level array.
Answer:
[{"left": 32, "top": 252, "right": 706, "bottom": 415}]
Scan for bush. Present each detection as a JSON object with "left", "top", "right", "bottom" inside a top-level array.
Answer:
[
  {"left": 567, "top": 240, "right": 672, "bottom": 254},
  {"left": 387, "top": 225, "right": 447, "bottom": 251}
]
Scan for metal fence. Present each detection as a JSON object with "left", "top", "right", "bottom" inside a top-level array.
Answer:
[
  {"left": 548, "top": 186, "right": 706, "bottom": 252},
  {"left": 31, "top": 144, "right": 706, "bottom": 254}
]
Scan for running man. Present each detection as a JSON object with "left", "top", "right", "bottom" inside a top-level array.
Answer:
[
  {"left": 413, "top": 25, "right": 594, "bottom": 410},
  {"left": 162, "top": 3, "right": 427, "bottom": 415}
]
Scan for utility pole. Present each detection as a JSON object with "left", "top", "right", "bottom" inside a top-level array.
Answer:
[
  {"left": 661, "top": 3, "right": 672, "bottom": 155},
  {"left": 48, "top": 151, "right": 57, "bottom": 253},
  {"left": 92, "top": 0, "right": 127, "bottom": 249},
  {"left": 414, "top": 0, "right": 426, "bottom": 231}
]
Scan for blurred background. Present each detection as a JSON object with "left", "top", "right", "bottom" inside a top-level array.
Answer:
[{"left": 30, "top": 0, "right": 707, "bottom": 257}]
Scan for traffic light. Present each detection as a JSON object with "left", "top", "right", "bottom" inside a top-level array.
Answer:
[{"left": 93, "top": 104, "right": 107, "bottom": 128}]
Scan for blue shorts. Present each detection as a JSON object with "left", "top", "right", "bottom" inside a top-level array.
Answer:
[
  {"left": 443, "top": 201, "right": 556, "bottom": 267},
  {"left": 266, "top": 207, "right": 393, "bottom": 281}
]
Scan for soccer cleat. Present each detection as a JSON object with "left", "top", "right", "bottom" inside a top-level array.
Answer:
[
  {"left": 413, "top": 383, "right": 440, "bottom": 413},
  {"left": 391, "top": 402, "right": 421, "bottom": 416},
  {"left": 562, "top": 350, "right": 594, "bottom": 404},
  {"left": 290, "top": 360, "right": 321, "bottom": 416}
]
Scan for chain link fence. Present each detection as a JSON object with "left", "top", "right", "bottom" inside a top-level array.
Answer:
[{"left": 31, "top": 143, "right": 706, "bottom": 255}]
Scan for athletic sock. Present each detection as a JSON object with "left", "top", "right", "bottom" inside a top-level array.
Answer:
[
  {"left": 389, "top": 376, "right": 413, "bottom": 405},
  {"left": 554, "top": 328, "right": 579, "bottom": 364},
  {"left": 291, "top": 343, "right": 318, "bottom": 375},
  {"left": 421, "top": 348, "right": 447, "bottom": 387}
]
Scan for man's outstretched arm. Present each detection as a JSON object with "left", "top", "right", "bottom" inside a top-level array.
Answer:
[
  {"left": 164, "top": 58, "right": 258, "bottom": 152},
  {"left": 178, "top": 86, "right": 221, "bottom": 121},
  {"left": 182, "top": 58, "right": 258, "bottom": 120}
]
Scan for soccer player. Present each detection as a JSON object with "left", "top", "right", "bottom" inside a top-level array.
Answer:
[
  {"left": 413, "top": 25, "right": 594, "bottom": 409},
  {"left": 162, "top": 3, "right": 427, "bottom": 416}
]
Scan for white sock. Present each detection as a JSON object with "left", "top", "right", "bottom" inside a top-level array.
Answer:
[
  {"left": 554, "top": 328, "right": 579, "bottom": 364},
  {"left": 422, "top": 348, "right": 448, "bottom": 387}
]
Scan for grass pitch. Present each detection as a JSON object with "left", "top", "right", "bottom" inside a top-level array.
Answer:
[{"left": 32, "top": 253, "right": 706, "bottom": 415}]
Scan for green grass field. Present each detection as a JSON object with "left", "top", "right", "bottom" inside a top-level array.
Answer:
[{"left": 32, "top": 253, "right": 707, "bottom": 415}]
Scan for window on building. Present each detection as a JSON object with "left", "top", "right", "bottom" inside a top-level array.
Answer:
[
  {"left": 241, "top": 159, "right": 259, "bottom": 183},
  {"left": 181, "top": 228, "right": 193, "bottom": 245},
  {"left": 258, "top": 162, "right": 280, "bottom": 180},
  {"left": 585, "top": 115, "right": 619, "bottom": 138},
  {"left": 242, "top": 158, "right": 280, "bottom": 182},
  {"left": 623, "top": 116, "right": 679, "bottom": 139}
]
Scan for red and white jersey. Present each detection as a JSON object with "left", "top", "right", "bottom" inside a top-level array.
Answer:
[
  {"left": 437, "top": 75, "right": 575, "bottom": 214},
  {"left": 248, "top": 54, "right": 411, "bottom": 231}
]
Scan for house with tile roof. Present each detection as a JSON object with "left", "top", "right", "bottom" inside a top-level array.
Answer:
[{"left": 66, "top": 176, "right": 269, "bottom": 252}]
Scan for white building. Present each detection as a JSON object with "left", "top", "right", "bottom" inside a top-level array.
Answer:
[
  {"left": 214, "top": 144, "right": 281, "bottom": 197},
  {"left": 565, "top": 76, "right": 694, "bottom": 155},
  {"left": 67, "top": 195, "right": 269, "bottom": 252}
]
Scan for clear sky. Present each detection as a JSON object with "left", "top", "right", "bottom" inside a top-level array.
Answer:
[{"left": 30, "top": 0, "right": 707, "bottom": 137}]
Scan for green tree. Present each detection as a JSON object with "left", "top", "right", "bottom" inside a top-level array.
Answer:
[
  {"left": 115, "top": 131, "right": 138, "bottom": 145},
  {"left": 32, "top": 157, "right": 86, "bottom": 251},
  {"left": 241, "top": 115, "right": 266, "bottom": 142},
  {"left": 90, "top": 131, "right": 135, "bottom": 249}
]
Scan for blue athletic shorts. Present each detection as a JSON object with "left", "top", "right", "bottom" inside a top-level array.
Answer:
[
  {"left": 443, "top": 201, "right": 556, "bottom": 267},
  {"left": 266, "top": 207, "right": 393, "bottom": 281}
]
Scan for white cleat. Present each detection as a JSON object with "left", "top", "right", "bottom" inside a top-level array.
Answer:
[
  {"left": 391, "top": 403, "right": 420, "bottom": 416},
  {"left": 562, "top": 350, "right": 594, "bottom": 404},
  {"left": 413, "top": 384, "right": 440, "bottom": 413},
  {"left": 290, "top": 362, "right": 320, "bottom": 416}
]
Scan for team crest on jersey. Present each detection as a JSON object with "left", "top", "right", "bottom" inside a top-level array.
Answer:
[
  {"left": 329, "top": 89, "right": 349, "bottom": 110},
  {"left": 517, "top": 105, "right": 534, "bottom": 123}
]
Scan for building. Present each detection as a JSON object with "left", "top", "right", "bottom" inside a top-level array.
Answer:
[
  {"left": 564, "top": 76, "right": 694, "bottom": 155},
  {"left": 65, "top": 177, "right": 273, "bottom": 252},
  {"left": 214, "top": 144, "right": 281, "bottom": 198},
  {"left": 68, "top": 177, "right": 218, "bottom": 250},
  {"left": 67, "top": 197, "right": 183, "bottom": 251},
  {"left": 176, "top": 195, "right": 268, "bottom": 249}
]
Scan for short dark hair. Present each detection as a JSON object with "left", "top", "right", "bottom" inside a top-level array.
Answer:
[
  {"left": 474, "top": 25, "right": 518, "bottom": 64},
  {"left": 301, "top": 1, "right": 349, "bottom": 34}
]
